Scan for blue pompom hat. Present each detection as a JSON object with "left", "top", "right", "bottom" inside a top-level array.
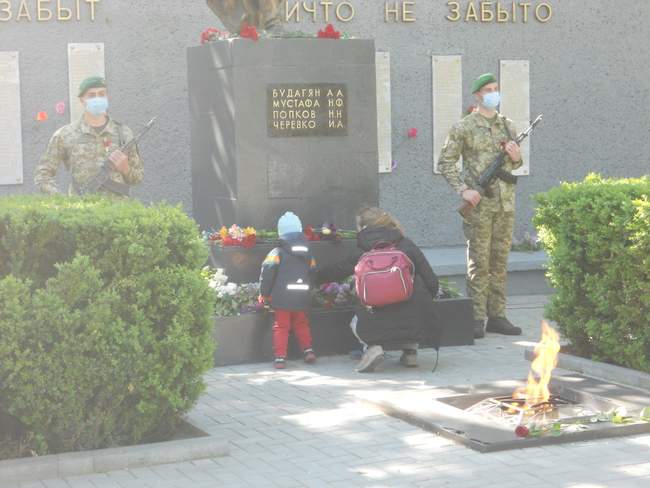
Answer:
[{"left": 277, "top": 211, "right": 303, "bottom": 237}]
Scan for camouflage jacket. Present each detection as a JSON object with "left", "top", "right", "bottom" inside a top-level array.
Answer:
[
  {"left": 34, "top": 117, "right": 143, "bottom": 196},
  {"left": 438, "top": 112, "right": 523, "bottom": 212}
]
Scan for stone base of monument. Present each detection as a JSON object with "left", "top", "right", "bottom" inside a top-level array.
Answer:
[
  {"left": 212, "top": 308, "right": 358, "bottom": 366},
  {"left": 188, "top": 38, "right": 378, "bottom": 233},
  {"left": 209, "top": 239, "right": 359, "bottom": 284},
  {"left": 212, "top": 298, "right": 474, "bottom": 367}
]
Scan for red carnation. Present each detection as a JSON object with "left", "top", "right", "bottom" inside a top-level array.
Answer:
[
  {"left": 515, "top": 425, "right": 529, "bottom": 438},
  {"left": 201, "top": 27, "right": 218, "bottom": 45},
  {"left": 318, "top": 24, "right": 341, "bottom": 39},
  {"left": 240, "top": 23, "right": 259, "bottom": 41},
  {"left": 304, "top": 226, "right": 321, "bottom": 241},
  {"left": 407, "top": 127, "right": 418, "bottom": 139},
  {"left": 242, "top": 234, "right": 257, "bottom": 248}
]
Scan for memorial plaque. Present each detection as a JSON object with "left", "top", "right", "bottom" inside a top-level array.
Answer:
[
  {"left": 267, "top": 83, "right": 347, "bottom": 137},
  {"left": 0, "top": 51, "right": 23, "bottom": 185}
]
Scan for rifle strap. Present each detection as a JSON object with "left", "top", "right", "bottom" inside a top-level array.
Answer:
[{"left": 496, "top": 115, "right": 518, "bottom": 186}]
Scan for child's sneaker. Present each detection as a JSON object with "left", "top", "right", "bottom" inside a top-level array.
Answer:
[
  {"left": 303, "top": 348, "right": 316, "bottom": 364},
  {"left": 274, "top": 358, "right": 286, "bottom": 369}
]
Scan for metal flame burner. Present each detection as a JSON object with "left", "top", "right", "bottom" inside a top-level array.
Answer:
[{"left": 465, "top": 394, "right": 575, "bottom": 427}]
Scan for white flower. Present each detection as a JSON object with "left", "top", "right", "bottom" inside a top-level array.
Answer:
[{"left": 224, "top": 282, "right": 238, "bottom": 296}]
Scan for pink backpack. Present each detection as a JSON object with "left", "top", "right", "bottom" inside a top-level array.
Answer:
[{"left": 354, "top": 243, "right": 415, "bottom": 308}]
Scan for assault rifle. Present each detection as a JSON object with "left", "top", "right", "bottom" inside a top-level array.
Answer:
[
  {"left": 458, "top": 114, "right": 543, "bottom": 218},
  {"left": 78, "top": 117, "right": 157, "bottom": 196}
]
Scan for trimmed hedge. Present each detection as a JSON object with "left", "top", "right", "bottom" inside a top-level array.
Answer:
[
  {"left": 534, "top": 174, "right": 650, "bottom": 371},
  {"left": 0, "top": 195, "right": 214, "bottom": 456}
]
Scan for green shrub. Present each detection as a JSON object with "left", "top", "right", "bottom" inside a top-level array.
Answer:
[
  {"left": 0, "top": 195, "right": 214, "bottom": 456},
  {"left": 534, "top": 174, "right": 650, "bottom": 371}
]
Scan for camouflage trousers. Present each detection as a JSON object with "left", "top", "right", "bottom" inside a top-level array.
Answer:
[{"left": 463, "top": 204, "right": 515, "bottom": 321}]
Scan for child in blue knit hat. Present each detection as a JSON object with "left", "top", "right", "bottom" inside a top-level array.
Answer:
[{"left": 259, "top": 212, "right": 317, "bottom": 369}]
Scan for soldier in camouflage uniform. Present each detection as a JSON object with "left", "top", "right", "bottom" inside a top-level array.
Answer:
[
  {"left": 438, "top": 73, "right": 522, "bottom": 339},
  {"left": 34, "top": 76, "right": 143, "bottom": 196}
]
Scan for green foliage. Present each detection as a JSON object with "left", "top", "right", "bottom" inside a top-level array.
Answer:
[
  {"left": 437, "top": 278, "right": 462, "bottom": 299},
  {"left": 534, "top": 174, "right": 650, "bottom": 371},
  {"left": 0, "top": 195, "right": 214, "bottom": 456}
]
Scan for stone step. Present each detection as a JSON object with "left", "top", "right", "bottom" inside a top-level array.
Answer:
[{"left": 422, "top": 246, "right": 552, "bottom": 296}]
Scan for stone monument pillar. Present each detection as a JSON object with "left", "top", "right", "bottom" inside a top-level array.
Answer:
[{"left": 187, "top": 38, "right": 379, "bottom": 231}]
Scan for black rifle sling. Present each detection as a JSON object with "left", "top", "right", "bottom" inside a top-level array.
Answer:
[
  {"left": 98, "top": 124, "right": 130, "bottom": 196},
  {"left": 495, "top": 115, "right": 518, "bottom": 186}
]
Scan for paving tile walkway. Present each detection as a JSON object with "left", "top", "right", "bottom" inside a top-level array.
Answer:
[{"left": 6, "top": 295, "right": 650, "bottom": 488}]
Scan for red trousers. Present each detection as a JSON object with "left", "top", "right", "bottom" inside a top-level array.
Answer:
[{"left": 273, "top": 310, "right": 312, "bottom": 358}]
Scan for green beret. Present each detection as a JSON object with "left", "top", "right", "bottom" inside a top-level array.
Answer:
[
  {"left": 471, "top": 73, "right": 497, "bottom": 93},
  {"left": 78, "top": 76, "right": 106, "bottom": 97}
]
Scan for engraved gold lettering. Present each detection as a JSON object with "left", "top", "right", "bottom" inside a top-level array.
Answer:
[
  {"left": 285, "top": 0, "right": 300, "bottom": 21},
  {"left": 0, "top": 0, "right": 12, "bottom": 21},
  {"left": 336, "top": 1, "right": 354, "bottom": 22},
  {"left": 496, "top": 2, "right": 509, "bottom": 22},
  {"left": 38, "top": 0, "right": 52, "bottom": 21},
  {"left": 446, "top": 1, "right": 460, "bottom": 21},
  {"left": 481, "top": 2, "right": 493, "bottom": 22},
  {"left": 465, "top": 1, "right": 478, "bottom": 22},
  {"left": 57, "top": 0, "right": 72, "bottom": 20},
  {"left": 536, "top": 2, "right": 552, "bottom": 22},
  {"left": 17, "top": 0, "right": 32, "bottom": 21}
]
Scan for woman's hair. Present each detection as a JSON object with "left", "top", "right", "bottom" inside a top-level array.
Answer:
[{"left": 356, "top": 206, "right": 404, "bottom": 234}]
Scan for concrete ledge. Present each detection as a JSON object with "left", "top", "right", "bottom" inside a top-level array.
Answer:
[
  {"left": 525, "top": 349, "right": 650, "bottom": 391},
  {"left": 422, "top": 246, "right": 547, "bottom": 277},
  {"left": 423, "top": 246, "right": 551, "bottom": 296},
  {"left": 0, "top": 435, "right": 229, "bottom": 484}
]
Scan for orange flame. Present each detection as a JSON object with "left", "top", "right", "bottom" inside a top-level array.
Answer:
[{"left": 514, "top": 321, "right": 560, "bottom": 409}]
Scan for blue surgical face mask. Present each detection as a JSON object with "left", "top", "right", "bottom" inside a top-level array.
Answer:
[
  {"left": 481, "top": 91, "right": 500, "bottom": 109},
  {"left": 85, "top": 97, "right": 109, "bottom": 116}
]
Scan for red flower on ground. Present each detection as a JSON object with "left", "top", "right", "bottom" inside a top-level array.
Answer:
[
  {"left": 318, "top": 24, "right": 341, "bottom": 39},
  {"left": 407, "top": 127, "right": 418, "bottom": 139},
  {"left": 240, "top": 23, "right": 259, "bottom": 41},
  {"left": 515, "top": 425, "right": 530, "bottom": 438},
  {"left": 36, "top": 111, "right": 48, "bottom": 122}
]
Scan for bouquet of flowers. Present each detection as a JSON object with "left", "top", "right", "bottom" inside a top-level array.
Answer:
[
  {"left": 204, "top": 267, "right": 264, "bottom": 316},
  {"left": 200, "top": 27, "right": 231, "bottom": 44},
  {"left": 313, "top": 278, "right": 356, "bottom": 308},
  {"left": 207, "top": 225, "right": 257, "bottom": 248},
  {"left": 256, "top": 223, "right": 355, "bottom": 242}
]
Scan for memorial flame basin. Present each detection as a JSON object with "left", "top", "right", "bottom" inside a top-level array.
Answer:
[{"left": 369, "top": 375, "right": 650, "bottom": 452}]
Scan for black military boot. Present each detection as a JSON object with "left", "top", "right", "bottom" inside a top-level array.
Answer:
[
  {"left": 473, "top": 319, "right": 485, "bottom": 339},
  {"left": 486, "top": 317, "right": 522, "bottom": 336}
]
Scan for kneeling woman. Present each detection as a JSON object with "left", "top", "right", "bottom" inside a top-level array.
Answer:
[{"left": 318, "top": 207, "right": 441, "bottom": 372}]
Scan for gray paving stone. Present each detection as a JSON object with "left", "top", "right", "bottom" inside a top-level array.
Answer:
[{"left": 13, "top": 295, "right": 650, "bottom": 487}]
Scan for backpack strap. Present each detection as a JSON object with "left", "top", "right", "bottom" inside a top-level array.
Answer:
[{"left": 371, "top": 241, "right": 395, "bottom": 250}]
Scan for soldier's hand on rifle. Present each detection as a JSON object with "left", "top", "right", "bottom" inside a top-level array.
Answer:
[
  {"left": 461, "top": 189, "right": 481, "bottom": 208},
  {"left": 504, "top": 141, "right": 521, "bottom": 162},
  {"left": 108, "top": 149, "right": 130, "bottom": 175}
]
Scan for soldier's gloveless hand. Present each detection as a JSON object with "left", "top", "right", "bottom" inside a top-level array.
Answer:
[
  {"left": 109, "top": 149, "right": 130, "bottom": 175},
  {"left": 462, "top": 189, "right": 482, "bottom": 208},
  {"left": 504, "top": 141, "right": 521, "bottom": 162}
]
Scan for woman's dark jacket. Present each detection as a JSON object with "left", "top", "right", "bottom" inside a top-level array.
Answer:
[{"left": 317, "top": 226, "right": 441, "bottom": 349}]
